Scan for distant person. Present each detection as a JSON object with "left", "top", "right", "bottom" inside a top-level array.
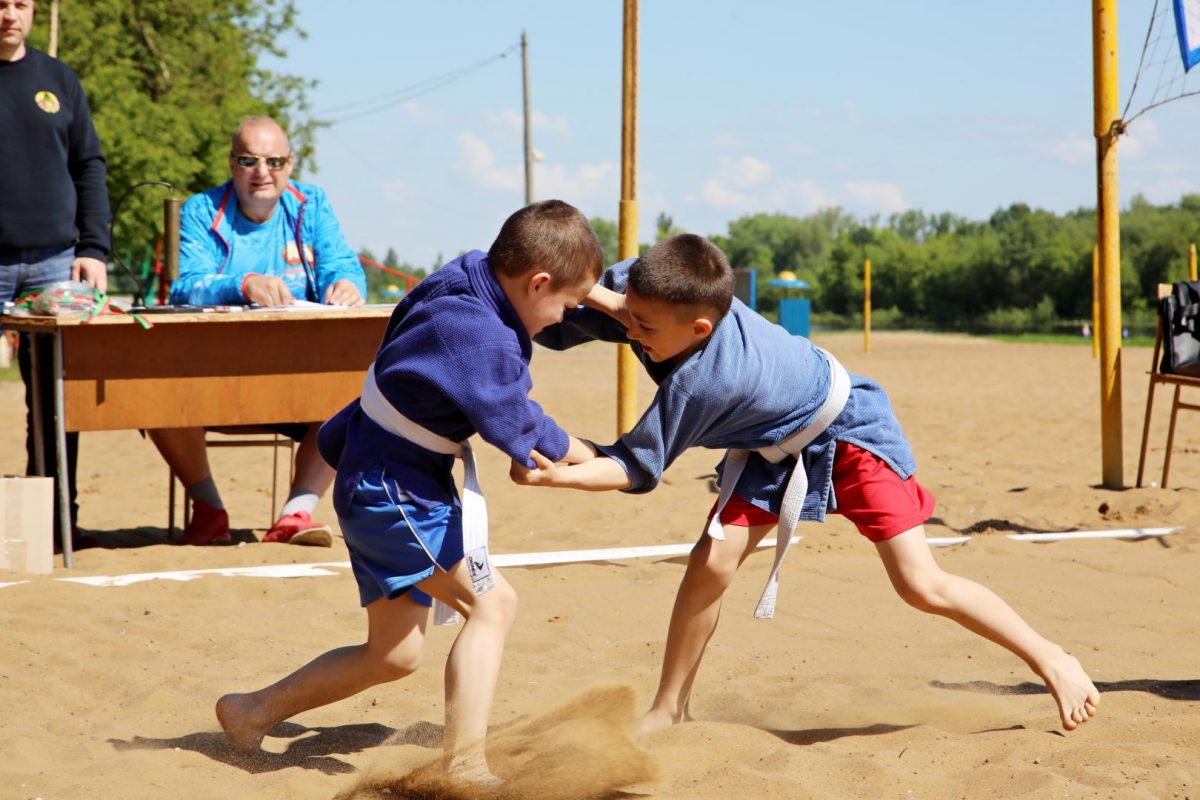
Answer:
[
  {"left": 148, "top": 115, "right": 366, "bottom": 547},
  {"left": 517, "top": 234, "right": 1101, "bottom": 734},
  {"left": 215, "top": 200, "right": 602, "bottom": 786},
  {"left": 0, "top": 0, "right": 110, "bottom": 552}
]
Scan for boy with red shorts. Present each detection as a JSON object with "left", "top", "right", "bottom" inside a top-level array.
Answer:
[{"left": 518, "top": 234, "right": 1099, "bottom": 734}]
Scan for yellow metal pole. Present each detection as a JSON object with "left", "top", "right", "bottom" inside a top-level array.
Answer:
[
  {"left": 616, "top": 0, "right": 639, "bottom": 436},
  {"left": 1091, "top": 243, "right": 1099, "bottom": 358},
  {"left": 1093, "top": 0, "right": 1123, "bottom": 488},
  {"left": 1190, "top": 242, "right": 1197, "bottom": 281},
  {"left": 863, "top": 257, "right": 871, "bottom": 354}
]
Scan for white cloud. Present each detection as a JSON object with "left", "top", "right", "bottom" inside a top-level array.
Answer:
[
  {"left": 486, "top": 109, "right": 570, "bottom": 136},
  {"left": 1044, "top": 135, "right": 1094, "bottom": 166},
  {"left": 455, "top": 133, "right": 523, "bottom": 192},
  {"left": 534, "top": 160, "right": 618, "bottom": 204},
  {"left": 701, "top": 178, "right": 755, "bottom": 210},
  {"left": 1121, "top": 116, "right": 1161, "bottom": 160},
  {"left": 844, "top": 181, "right": 909, "bottom": 214}
]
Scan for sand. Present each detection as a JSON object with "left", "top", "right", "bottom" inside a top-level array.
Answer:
[{"left": 1, "top": 331, "right": 1198, "bottom": 799}]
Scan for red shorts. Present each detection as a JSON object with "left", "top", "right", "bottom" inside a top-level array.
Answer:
[{"left": 709, "top": 441, "right": 935, "bottom": 542}]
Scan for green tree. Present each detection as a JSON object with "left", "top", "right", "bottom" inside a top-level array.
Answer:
[
  {"left": 589, "top": 217, "right": 619, "bottom": 265},
  {"left": 31, "top": 0, "right": 318, "bottom": 257}
]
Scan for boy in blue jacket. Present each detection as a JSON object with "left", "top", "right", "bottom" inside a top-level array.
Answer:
[
  {"left": 215, "top": 199, "right": 602, "bottom": 784},
  {"left": 519, "top": 234, "right": 1100, "bottom": 735}
]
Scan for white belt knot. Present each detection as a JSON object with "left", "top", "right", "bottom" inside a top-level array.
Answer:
[{"left": 707, "top": 348, "right": 851, "bottom": 619}]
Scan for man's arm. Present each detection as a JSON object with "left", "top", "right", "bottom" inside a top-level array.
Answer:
[
  {"left": 309, "top": 188, "right": 366, "bottom": 304},
  {"left": 170, "top": 193, "right": 251, "bottom": 305},
  {"left": 510, "top": 450, "right": 633, "bottom": 491}
]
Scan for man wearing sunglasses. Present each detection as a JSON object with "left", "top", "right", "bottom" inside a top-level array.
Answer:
[{"left": 149, "top": 115, "right": 367, "bottom": 548}]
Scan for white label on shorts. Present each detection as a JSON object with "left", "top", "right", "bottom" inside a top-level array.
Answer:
[{"left": 465, "top": 546, "right": 494, "bottom": 595}]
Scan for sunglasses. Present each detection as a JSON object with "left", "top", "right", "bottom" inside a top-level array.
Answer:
[{"left": 231, "top": 153, "right": 291, "bottom": 171}]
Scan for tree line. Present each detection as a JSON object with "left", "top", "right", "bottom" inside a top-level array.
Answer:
[{"left": 585, "top": 198, "right": 1200, "bottom": 333}]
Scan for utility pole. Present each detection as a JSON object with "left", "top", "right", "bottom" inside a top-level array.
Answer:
[
  {"left": 48, "top": 0, "right": 60, "bottom": 57},
  {"left": 522, "top": 30, "right": 533, "bottom": 206},
  {"left": 1092, "top": 0, "right": 1123, "bottom": 488},
  {"left": 617, "top": 0, "right": 639, "bottom": 435}
]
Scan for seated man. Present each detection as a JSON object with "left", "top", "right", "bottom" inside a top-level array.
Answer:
[{"left": 150, "top": 115, "right": 367, "bottom": 547}]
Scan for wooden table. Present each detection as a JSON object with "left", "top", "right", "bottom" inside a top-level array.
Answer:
[{"left": 0, "top": 305, "right": 393, "bottom": 565}]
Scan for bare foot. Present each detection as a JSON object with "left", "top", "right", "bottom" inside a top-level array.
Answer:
[
  {"left": 215, "top": 693, "right": 273, "bottom": 750},
  {"left": 445, "top": 750, "right": 502, "bottom": 789},
  {"left": 635, "top": 707, "right": 679, "bottom": 737},
  {"left": 1036, "top": 649, "right": 1101, "bottom": 731}
]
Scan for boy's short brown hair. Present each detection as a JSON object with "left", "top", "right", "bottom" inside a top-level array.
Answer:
[
  {"left": 488, "top": 199, "right": 602, "bottom": 287},
  {"left": 628, "top": 233, "right": 734, "bottom": 320}
]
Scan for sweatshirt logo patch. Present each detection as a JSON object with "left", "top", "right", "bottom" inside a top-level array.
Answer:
[{"left": 34, "top": 91, "right": 61, "bottom": 113}]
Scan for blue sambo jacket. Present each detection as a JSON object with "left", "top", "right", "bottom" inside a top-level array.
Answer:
[{"left": 170, "top": 179, "right": 366, "bottom": 305}]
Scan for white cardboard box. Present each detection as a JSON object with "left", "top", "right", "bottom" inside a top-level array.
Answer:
[{"left": 0, "top": 476, "right": 54, "bottom": 574}]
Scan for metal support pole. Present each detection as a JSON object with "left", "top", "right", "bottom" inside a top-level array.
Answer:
[
  {"left": 522, "top": 30, "right": 534, "bottom": 206},
  {"left": 1092, "top": 0, "right": 1123, "bottom": 488},
  {"left": 863, "top": 258, "right": 872, "bottom": 354},
  {"left": 53, "top": 331, "right": 72, "bottom": 567},
  {"left": 617, "top": 0, "right": 640, "bottom": 436},
  {"left": 162, "top": 197, "right": 181, "bottom": 304}
]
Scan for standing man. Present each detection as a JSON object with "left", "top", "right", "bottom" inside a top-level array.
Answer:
[
  {"left": 149, "top": 115, "right": 367, "bottom": 547},
  {"left": 0, "top": 0, "right": 110, "bottom": 551}
]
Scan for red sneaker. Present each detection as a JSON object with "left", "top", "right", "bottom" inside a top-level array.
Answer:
[
  {"left": 178, "top": 500, "right": 231, "bottom": 545},
  {"left": 263, "top": 511, "right": 333, "bottom": 547}
]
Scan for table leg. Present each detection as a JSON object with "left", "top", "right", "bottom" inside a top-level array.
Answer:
[
  {"left": 53, "top": 330, "right": 72, "bottom": 568},
  {"left": 29, "top": 334, "right": 45, "bottom": 477}
]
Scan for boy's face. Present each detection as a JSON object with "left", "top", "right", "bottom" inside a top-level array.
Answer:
[
  {"left": 624, "top": 288, "right": 714, "bottom": 363},
  {"left": 509, "top": 271, "right": 595, "bottom": 337}
]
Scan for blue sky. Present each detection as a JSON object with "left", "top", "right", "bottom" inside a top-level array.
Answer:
[{"left": 272, "top": 1, "right": 1200, "bottom": 269}]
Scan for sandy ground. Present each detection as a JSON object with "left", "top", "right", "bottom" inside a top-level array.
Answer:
[{"left": 1, "top": 331, "right": 1198, "bottom": 800}]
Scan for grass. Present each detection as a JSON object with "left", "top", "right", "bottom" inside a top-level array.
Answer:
[
  {"left": 987, "top": 332, "right": 1156, "bottom": 347},
  {"left": 0, "top": 361, "right": 19, "bottom": 382}
]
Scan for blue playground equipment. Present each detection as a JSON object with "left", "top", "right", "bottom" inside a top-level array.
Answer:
[{"left": 768, "top": 273, "right": 811, "bottom": 338}]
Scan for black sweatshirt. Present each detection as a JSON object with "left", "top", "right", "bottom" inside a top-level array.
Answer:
[{"left": 0, "top": 47, "right": 110, "bottom": 259}]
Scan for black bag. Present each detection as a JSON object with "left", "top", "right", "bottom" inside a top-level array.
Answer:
[{"left": 1159, "top": 281, "right": 1200, "bottom": 377}]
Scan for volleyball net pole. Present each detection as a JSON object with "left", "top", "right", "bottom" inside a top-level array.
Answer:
[
  {"left": 1093, "top": 0, "right": 1125, "bottom": 488},
  {"left": 617, "top": 0, "right": 639, "bottom": 436}
]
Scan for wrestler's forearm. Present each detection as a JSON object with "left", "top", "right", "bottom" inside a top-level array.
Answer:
[
  {"left": 582, "top": 284, "right": 628, "bottom": 325},
  {"left": 562, "top": 435, "right": 599, "bottom": 464},
  {"left": 544, "top": 457, "right": 633, "bottom": 491}
]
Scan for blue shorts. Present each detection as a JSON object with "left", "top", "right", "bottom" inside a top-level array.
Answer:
[{"left": 339, "top": 468, "right": 465, "bottom": 607}]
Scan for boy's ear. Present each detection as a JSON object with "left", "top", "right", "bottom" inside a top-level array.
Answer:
[
  {"left": 691, "top": 317, "right": 714, "bottom": 339},
  {"left": 527, "top": 270, "right": 553, "bottom": 295}
]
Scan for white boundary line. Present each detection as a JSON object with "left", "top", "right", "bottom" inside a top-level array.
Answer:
[
  {"left": 1005, "top": 527, "right": 1179, "bottom": 542},
  {"left": 0, "top": 528, "right": 1181, "bottom": 589}
]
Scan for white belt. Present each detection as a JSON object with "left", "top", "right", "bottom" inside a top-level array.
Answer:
[
  {"left": 707, "top": 349, "right": 851, "bottom": 619},
  {"left": 360, "top": 363, "right": 493, "bottom": 625}
]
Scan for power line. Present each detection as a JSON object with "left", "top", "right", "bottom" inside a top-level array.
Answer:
[{"left": 320, "top": 43, "right": 520, "bottom": 125}]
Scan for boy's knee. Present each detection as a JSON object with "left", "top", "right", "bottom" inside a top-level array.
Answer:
[
  {"left": 688, "top": 541, "right": 740, "bottom": 586},
  {"left": 373, "top": 643, "right": 423, "bottom": 681},
  {"left": 474, "top": 580, "right": 519, "bottom": 629},
  {"left": 893, "top": 571, "right": 949, "bottom": 613}
]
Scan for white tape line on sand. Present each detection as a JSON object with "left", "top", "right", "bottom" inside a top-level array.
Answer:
[
  {"left": 3, "top": 536, "right": 977, "bottom": 589},
  {"left": 1006, "top": 527, "right": 1179, "bottom": 542},
  {"left": 51, "top": 540, "right": 798, "bottom": 588}
]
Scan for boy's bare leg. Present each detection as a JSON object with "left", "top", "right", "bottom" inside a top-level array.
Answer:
[
  {"left": 875, "top": 526, "right": 1100, "bottom": 731},
  {"left": 638, "top": 522, "right": 774, "bottom": 735},
  {"left": 419, "top": 564, "right": 519, "bottom": 783},
  {"left": 216, "top": 594, "right": 428, "bottom": 750}
]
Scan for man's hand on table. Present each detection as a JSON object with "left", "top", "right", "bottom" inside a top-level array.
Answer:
[
  {"left": 323, "top": 279, "right": 364, "bottom": 307},
  {"left": 243, "top": 274, "right": 295, "bottom": 307},
  {"left": 72, "top": 257, "right": 108, "bottom": 295}
]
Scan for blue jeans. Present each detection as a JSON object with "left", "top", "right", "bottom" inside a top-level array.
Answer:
[{"left": 1, "top": 246, "right": 79, "bottom": 529}]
